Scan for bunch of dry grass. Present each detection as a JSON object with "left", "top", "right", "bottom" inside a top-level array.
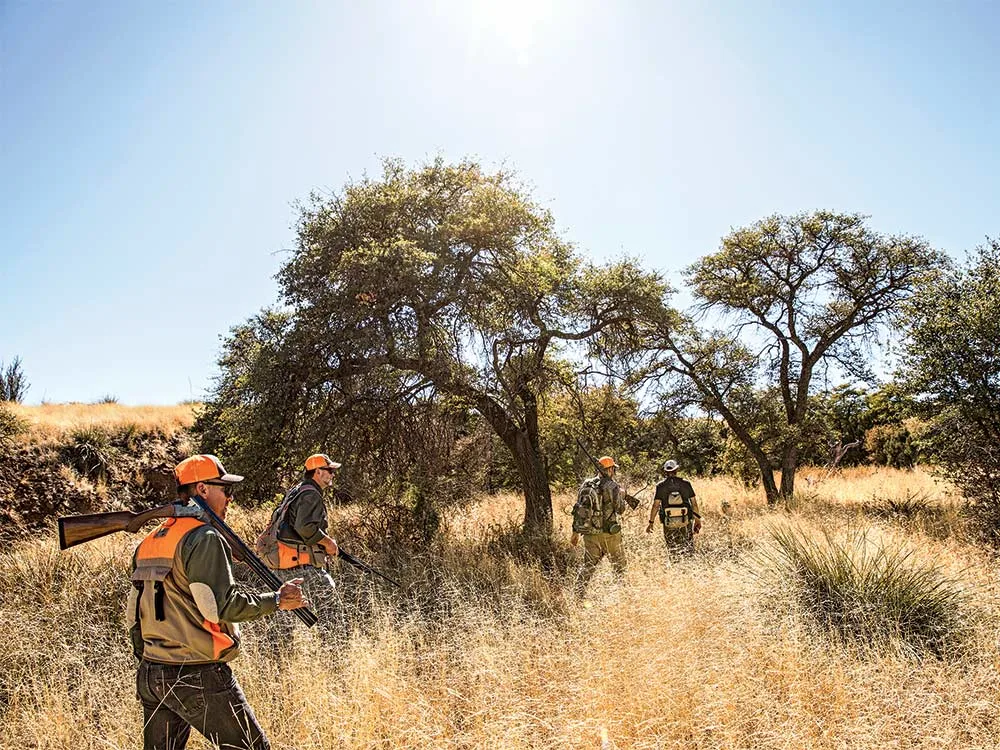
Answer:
[{"left": 3, "top": 468, "right": 1000, "bottom": 748}]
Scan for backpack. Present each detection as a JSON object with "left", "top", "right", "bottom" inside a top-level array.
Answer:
[
  {"left": 572, "top": 478, "right": 606, "bottom": 535},
  {"left": 657, "top": 479, "right": 693, "bottom": 529},
  {"left": 254, "top": 483, "right": 309, "bottom": 568}
]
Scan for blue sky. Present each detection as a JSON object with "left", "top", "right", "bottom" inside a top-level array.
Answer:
[{"left": 2, "top": 0, "right": 997, "bottom": 404}]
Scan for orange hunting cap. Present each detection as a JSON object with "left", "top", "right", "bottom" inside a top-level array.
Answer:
[
  {"left": 174, "top": 454, "right": 244, "bottom": 485},
  {"left": 597, "top": 456, "right": 617, "bottom": 469},
  {"left": 305, "top": 453, "right": 341, "bottom": 471}
]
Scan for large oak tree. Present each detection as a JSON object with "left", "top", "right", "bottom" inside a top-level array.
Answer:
[{"left": 205, "top": 159, "right": 673, "bottom": 532}]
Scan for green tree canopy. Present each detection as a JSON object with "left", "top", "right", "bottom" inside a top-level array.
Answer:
[
  {"left": 901, "top": 239, "right": 1000, "bottom": 539},
  {"left": 202, "top": 158, "right": 674, "bottom": 533},
  {"left": 643, "top": 211, "right": 943, "bottom": 503}
]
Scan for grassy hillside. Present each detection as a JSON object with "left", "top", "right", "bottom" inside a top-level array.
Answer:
[
  {"left": 3, "top": 468, "right": 998, "bottom": 749},
  {"left": 5, "top": 402, "right": 197, "bottom": 443},
  {"left": 0, "top": 403, "right": 198, "bottom": 536}
]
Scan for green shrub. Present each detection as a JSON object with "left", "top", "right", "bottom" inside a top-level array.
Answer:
[
  {"left": 62, "top": 427, "right": 120, "bottom": 483},
  {"left": 0, "top": 357, "right": 29, "bottom": 403},
  {"left": 0, "top": 403, "right": 27, "bottom": 448},
  {"left": 865, "top": 419, "right": 931, "bottom": 468},
  {"left": 759, "top": 526, "right": 971, "bottom": 656}
]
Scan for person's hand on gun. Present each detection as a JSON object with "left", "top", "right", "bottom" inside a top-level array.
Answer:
[
  {"left": 320, "top": 535, "right": 339, "bottom": 557},
  {"left": 276, "top": 578, "right": 308, "bottom": 610},
  {"left": 693, "top": 519, "right": 703, "bottom": 534}
]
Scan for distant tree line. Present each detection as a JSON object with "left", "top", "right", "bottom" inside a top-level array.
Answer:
[{"left": 194, "top": 158, "right": 999, "bottom": 543}]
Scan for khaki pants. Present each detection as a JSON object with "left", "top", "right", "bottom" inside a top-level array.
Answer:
[{"left": 575, "top": 532, "right": 626, "bottom": 596}]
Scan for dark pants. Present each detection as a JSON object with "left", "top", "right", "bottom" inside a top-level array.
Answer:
[
  {"left": 663, "top": 525, "right": 694, "bottom": 556},
  {"left": 136, "top": 660, "right": 269, "bottom": 750}
]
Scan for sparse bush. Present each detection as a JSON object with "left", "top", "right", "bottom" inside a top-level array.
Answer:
[
  {"left": 720, "top": 437, "right": 762, "bottom": 488},
  {"left": 62, "top": 426, "right": 120, "bottom": 484},
  {"left": 95, "top": 394, "right": 119, "bottom": 404},
  {"left": 759, "top": 527, "right": 971, "bottom": 656},
  {"left": 0, "top": 402, "right": 28, "bottom": 449},
  {"left": 0, "top": 357, "right": 29, "bottom": 403}
]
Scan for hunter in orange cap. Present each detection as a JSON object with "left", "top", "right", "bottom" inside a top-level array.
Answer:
[
  {"left": 255, "top": 451, "right": 343, "bottom": 635},
  {"left": 304, "top": 453, "right": 341, "bottom": 472},
  {"left": 130, "top": 454, "right": 305, "bottom": 749},
  {"left": 571, "top": 453, "right": 629, "bottom": 598}
]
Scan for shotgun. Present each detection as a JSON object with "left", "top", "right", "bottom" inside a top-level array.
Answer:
[
  {"left": 58, "top": 501, "right": 319, "bottom": 628},
  {"left": 337, "top": 548, "right": 402, "bottom": 588},
  {"left": 575, "top": 438, "right": 641, "bottom": 510}
]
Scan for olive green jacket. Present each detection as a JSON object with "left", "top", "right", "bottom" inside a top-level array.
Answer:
[{"left": 128, "top": 515, "right": 278, "bottom": 664}]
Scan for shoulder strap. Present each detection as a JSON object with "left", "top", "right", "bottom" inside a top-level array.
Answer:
[{"left": 274, "top": 482, "right": 307, "bottom": 525}]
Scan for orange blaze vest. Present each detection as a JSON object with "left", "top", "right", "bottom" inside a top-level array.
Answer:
[{"left": 132, "top": 517, "right": 239, "bottom": 664}]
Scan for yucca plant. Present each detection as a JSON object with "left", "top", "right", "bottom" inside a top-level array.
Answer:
[
  {"left": 864, "top": 489, "right": 933, "bottom": 519},
  {"left": 759, "top": 526, "right": 971, "bottom": 656}
]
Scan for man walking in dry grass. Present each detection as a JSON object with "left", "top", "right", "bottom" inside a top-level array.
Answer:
[
  {"left": 571, "top": 455, "right": 629, "bottom": 597},
  {"left": 646, "top": 459, "right": 701, "bottom": 557},
  {"left": 256, "top": 453, "right": 342, "bottom": 634},
  {"left": 129, "top": 454, "right": 307, "bottom": 750}
]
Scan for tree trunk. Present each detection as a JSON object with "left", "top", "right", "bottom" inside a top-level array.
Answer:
[
  {"left": 779, "top": 446, "right": 797, "bottom": 501},
  {"left": 757, "top": 457, "right": 780, "bottom": 506},
  {"left": 509, "top": 429, "right": 554, "bottom": 533},
  {"left": 472, "top": 392, "right": 553, "bottom": 535},
  {"left": 716, "top": 403, "right": 780, "bottom": 506}
]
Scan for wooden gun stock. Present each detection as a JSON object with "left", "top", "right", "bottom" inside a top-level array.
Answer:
[
  {"left": 624, "top": 493, "right": 641, "bottom": 510},
  {"left": 58, "top": 504, "right": 190, "bottom": 550}
]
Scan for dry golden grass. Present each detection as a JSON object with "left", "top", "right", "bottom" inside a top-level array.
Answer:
[
  {"left": 8, "top": 402, "right": 198, "bottom": 443},
  {"left": 3, "top": 468, "right": 999, "bottom": 749}
]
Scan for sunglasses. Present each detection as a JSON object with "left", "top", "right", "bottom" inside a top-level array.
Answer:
[{"left": 206, "top": 481, "right": 235, "bottom": 497}]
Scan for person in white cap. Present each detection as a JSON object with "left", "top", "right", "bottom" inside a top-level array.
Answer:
[{"left": 646, "top": 459, "right": 701, "bottom": 556}]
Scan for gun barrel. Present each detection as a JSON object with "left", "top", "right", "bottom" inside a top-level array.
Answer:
[{"left": 338, "top": 549, "right": 402, "bottom": 588}]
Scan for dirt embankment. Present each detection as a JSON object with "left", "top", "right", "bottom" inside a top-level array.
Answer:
[{"left": 0, "top": 404, "right": 197, "bottom": 538}]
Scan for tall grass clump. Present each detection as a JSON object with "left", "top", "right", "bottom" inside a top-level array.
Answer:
[
  {"left": 61, "top": 426, "right": 120, "bottom": 483},
  {"left": 759, "top": 526, "right": 972, "bottom": 656}
]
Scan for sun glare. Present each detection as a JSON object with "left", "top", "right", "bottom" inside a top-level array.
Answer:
[{"left": 436, "top": 0, "right": 566, "bottom": 67}]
